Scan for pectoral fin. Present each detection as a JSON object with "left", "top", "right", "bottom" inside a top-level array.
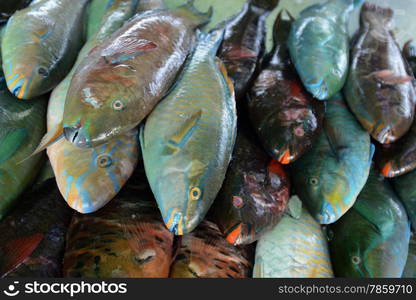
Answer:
[
  {"left": 0, "top": 127, "right": 27, "bottom": 164},
  {"left": 168, "top": 110, "right": 202, "bottom": 150},
  {"left": 24, "top": 123, "right": 64, "bottom": 162}
]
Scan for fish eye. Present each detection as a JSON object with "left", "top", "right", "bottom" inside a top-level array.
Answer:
[
  {"left": 232, "top": 196, "right": 244, "bottom": 209},
  {"left": 112, "top": 100, "right": 124, "bottom": 111},
  {"left": 309, "top": 177, "right": 319, "bottom": 186},
  {"left": 38, "top": 67, "right": 49, "bottom": 77},
  {"left": 189, "top": 187, "right": 201, "bottom": 200},
  {"left": 351, "top": 256, "right": 361, "bottom": 265},
  {"left": 97, "top": 155, "right": 112, "bottom": 168}
]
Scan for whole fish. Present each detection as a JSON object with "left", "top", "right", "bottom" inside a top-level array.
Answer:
[
  {"left": 253, "top": 196, "right": 334, "bottom": 278},
  {"left": 249, "top": 10, "right": 325, "bottom": 164},
  {"left": 345, "top": 3, "right": 416, "bottom": 144},
  {"left": 136, "top": 0, "right": 166, "bottom": 12},
  {"left": 291, "top": 94, "right": 373, "bottom": 224},
  {"left": 61, "top": 1, "right": 212, "bottom": 148},
  {"left": 0, "top": 83, "right": 46, "bottom": 219},
  {"left": 63, "top": 178, "right": 174, "bottom": 278},
  {"left": 216, "top": 0, "right": 279, "bottom": 100},
  {"left": 288, "top": 0, "right": 363, "bottom": 100},
  {"left": 0, "top": 0, "right": 31, "bottom": 25},
  {"left": 403, "top": 234, "right": 416, "bottom": 278},
  {"left": 1, "top": 0, "right": 89, "bottom": 99},
  {"left": 170, "top": 220, "right": 252, "bottom": 278},
  {"left": 329, "top": 167, "right": 410, "bottom": 278},
  {"left": 403, "top": 41, "right": 416, "bottom": 74},
  {"left": 392, "top": 170, "right": 416, "bottom": 231},
  {"left": 0, "top": 179, "right": 72, "bottom": 277},
  {"left": 212, "top": 126, "right": 290, "bottom": 246},
  {"left": 141, "top": 30, "right": 237, "bottom": 235},
  {"left": 47, "top": 0, "right": 139, "bottom": 214}
]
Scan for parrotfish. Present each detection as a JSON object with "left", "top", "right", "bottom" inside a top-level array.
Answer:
[
  {"left": 392, "top": 169, "right": 416, "bottom": 231},
  {"left": 0, "top": 0, "right": 31, "bottom": 25},
  {"left": 170, "top": 220, "right": 252, "bottom": 278},
  {"left": 216, "top": 0, "right": 280, "bottom": 100},
  {"left": 403, "top": 41, "right": 416, "bottom": 74},
  {"left": 402, "top": 234, "right": 416, "bottom": 278},
  {"left": 212, "top": 125, "right": 290, "bottom": 246},
  {"left": 62, "top": 1, "right": 213, "bottom": 148},
  {"left": 329, "top": 167, "right": 410, "bottom": 278},
  {"left": 249, "top": 10, "right": 325, "bottom": 164},
  {"left": 141, "top": 30, "right": 237, "bottom": 235},
  {"left": 136, "top": 0, "right": 166, "bottom": 12},
  {"left": 0, "top": 179, "right": 73, "bottom": 277},
  {"left": 0, "top": 80, "right": 46, "bottom": 219},
  {"left": 253, "top": 196, "right": 334, "bottom": 278},
  {"left": 291, "top": 93, "right": 373, "bottom": 224},
  {"left": 47, "top": 0, "right": 139, "bottom": 214},
  {"left": 345, "top": 3, "right": 416, "bottom": 144},
  {"left": 288, "top": 0, "right": 363, "bottom": 100},
  {"left": 1, "top": 0, "right": 89, "bottom": 99},
  {"left": 63, "top": 177, "right": 174, "bottom": 278}
]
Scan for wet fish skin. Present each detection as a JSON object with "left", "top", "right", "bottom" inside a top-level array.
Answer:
[
  {"left": 63, "top": 1, "right": 213, "bottom": 148},
  {"left": 212, "top": 126, "right": 290, "bottom": 246},
  {"left": 0, "top": 179, "right": 73, "bottom": 277},
  {"left": 402, "top": 234, "right": 416, "bottom": 278},
  {"left": 1, "top": 0, "right": 89, "bottom": 99},
  {"left": 141, "top": 30, "right": 237, "bottom": 235},
  {"left": 170, "top": 220, "right": 252, "bottom": 278},
  {"left": 345, "top": 3, "right": 416, "bottom": 144},
  {"left": 253, "top": 196, "right": 334, "bottom": 278},
  {"left": 291, "top": 93, "right": 372, "bottom": 224},
  {"left": 329, "top": 167, "right": 410, "bottom": 278},
  {"left": 249, "top": 10, "right": 324, "bottom": 164},
  {"left": 217, "top": 0, "right": 279, "bottom": 101},
  {"left": 63, "top": 176, "right": 174, "bottom": 278},
  {"left": 392, "top": 169, "right": 416, "bottom": 232}
]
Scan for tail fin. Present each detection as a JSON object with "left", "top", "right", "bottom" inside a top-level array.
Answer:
[
  {"left": 272, "top": 9, "right": 294, "bottom": 46},
  {"left": 361, "top": 2, "right": 394, "bottom": 29},
  {"left": 175, "top": 0, "right": 213, "bottom": 28},
  {"left": 249, "top": 0, "right": 280, "bottom": 12}
]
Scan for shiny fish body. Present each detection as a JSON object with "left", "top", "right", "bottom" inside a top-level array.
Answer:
[
  {"left": 170, "top": 220, "right": 252, "bottom": 278},
  {"left": 63, "top": 178, "right": 174, "bottom": 278},
  {"left": 329, "top": 167, "right": 410, "bottom": 278},
  {"left": 288, "top": 0, "right": 363, "bottom": 100},
  {"left": 253, "top": 196, "right": 334, "bottom": 278},
  {"left": 216, "top": 0, "right": 279, "bottom": 100},
  {"left": 249, "top": 10, "right": 324, "bottom": 164},
  {"left": 1, "top": 0, "right": 89, "bottom": 99},
  {"left": 63, "top": 2, "right": 212, "bottom": 148},
  {"left": 0, "top": 82, "right": 46, "bottom": 219},
  {"left": 392, "top": 170, "right": 416, "bottom": 231},
  {"left": 141, "top": 30, "right": 237, "bottom": 235},
  {"left": 402, "top": 234, "right": 416, "bottom": 278},
  {"left": 212, "top": 126, "right": 290, "bottom": 246},
  {"left": 0, "top": 179, "right": 72, "bottom": 277},
  {"left": 291, "top": 94, "right": 372, "bottom": 224},
  {"left": 345, "top": 3, "right": 416, "bottom": 144},
  {"left": 47, "top": 0, "right": 139, "bottom": 214}
]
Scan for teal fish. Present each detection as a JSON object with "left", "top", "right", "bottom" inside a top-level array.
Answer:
[
  {"left": 47, "top": 0, "right": 139, "bottom": 214},
  {"left": 288, "top": 0, "right": 363, "bottom": 100},
  {"left": 329, "top": 166, "right": 410, "bottom": 278},
  {"left": 141, "top": 30, "right": 237, "bottom": 235},
  {"left": 1, "top": 0, "right": 89, "bottom": 99},
  {"left": 392, "top": 169, "right": 416, "bottom": 231},
  {"left": 291, "top": 93, "right": 373, "bottom": 224},
  {"left": 402, "top": 234, "right": 416, "bottom": 278},
  {"left": 253, "top": 196, "right": 334, "bottom": 278}
]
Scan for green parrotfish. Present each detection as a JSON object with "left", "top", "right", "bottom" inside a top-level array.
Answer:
[
  {"left": 141, "top": 30, "right": 237, "bottom": 235},
  {"left": 392, "top": 169, "right": 416, "bottom": 232},
  {"left": 329, "top": 166, "right": 410, "bottom": 278},
  {"left": 291, "top": 93, "right": 373, "bottom": 224},
  {"left": 1, "top": 0, "right": 89, "bottom": 99},
  {"left": 288, "top": 0, "right": 363, "bottom": 100}
]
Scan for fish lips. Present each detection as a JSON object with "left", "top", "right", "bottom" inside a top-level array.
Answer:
[{"left": 63, "top": 126, "right": 90, "bottom": 148}]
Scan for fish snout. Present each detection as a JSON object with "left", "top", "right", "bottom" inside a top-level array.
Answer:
[
  {"left": 316, "top": 202, "right": 338, "bottom": 225},
  {"left": 164, "top": 209, "right": 201, "bottom": 235},
  {"left": 63, "top": 126, "right": 89, "bottom": 148}
]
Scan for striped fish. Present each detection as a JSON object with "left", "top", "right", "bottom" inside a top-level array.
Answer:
[
  {"left": 141, "top": 30, "right": 237, "bottom": 235},
  {"left": 63, "top": 177, "right": 174, "bottom": 278},
  {"left": 47, "top": 0, "right": 139, "bottom": 214},
  {"left": 291, "top": 93, "right": 373, "bottom": 224},
  {"left": 1, "top": 0, "right": 89, "bottom": 99},
  {"left": 253, "top": 196, "right": 334, "bottom": 278},
  {"left": 170, "top": 220, "right": 252, "bottom": 278}
]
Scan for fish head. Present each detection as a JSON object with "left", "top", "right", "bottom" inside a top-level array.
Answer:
[
  {"left": 48, "top": 130, "right": 139, "bottom": 213},
  {"left": 63, "top": 60, "right": 138, "bottom": 148}
]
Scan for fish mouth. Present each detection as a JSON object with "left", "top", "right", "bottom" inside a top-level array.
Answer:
[
  {"left": 63, "top": 126, "right": 90, "bottom": 148},
  {"left": 316, "top": 202, "right": 339, "bottom": 225},
  {"left": 164, "top": 211, "right": 185, "bottom": 235},
  {"left": 7, "top": 75, "right": 28, "bottom": 99}
]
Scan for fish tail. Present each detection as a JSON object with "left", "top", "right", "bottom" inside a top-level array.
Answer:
[
  {"left": 272, "top": 10, "right": 294, "bottom": 46},
  {"left": 249, "top": 0, "right": 280, "bottom": 12},
  {"left": 175, "top": 0, "right": 213, "bottom": 28},
  {"left": 361, "top": 2, "right": 394, "bottom": 28},
  {"left": 196, "top": 29, "right": 224, "bottom": 57}
]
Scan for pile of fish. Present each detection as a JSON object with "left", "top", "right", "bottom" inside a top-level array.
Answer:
[{"left": 0, "top": 0, "right": 415, "bottom": 278}]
